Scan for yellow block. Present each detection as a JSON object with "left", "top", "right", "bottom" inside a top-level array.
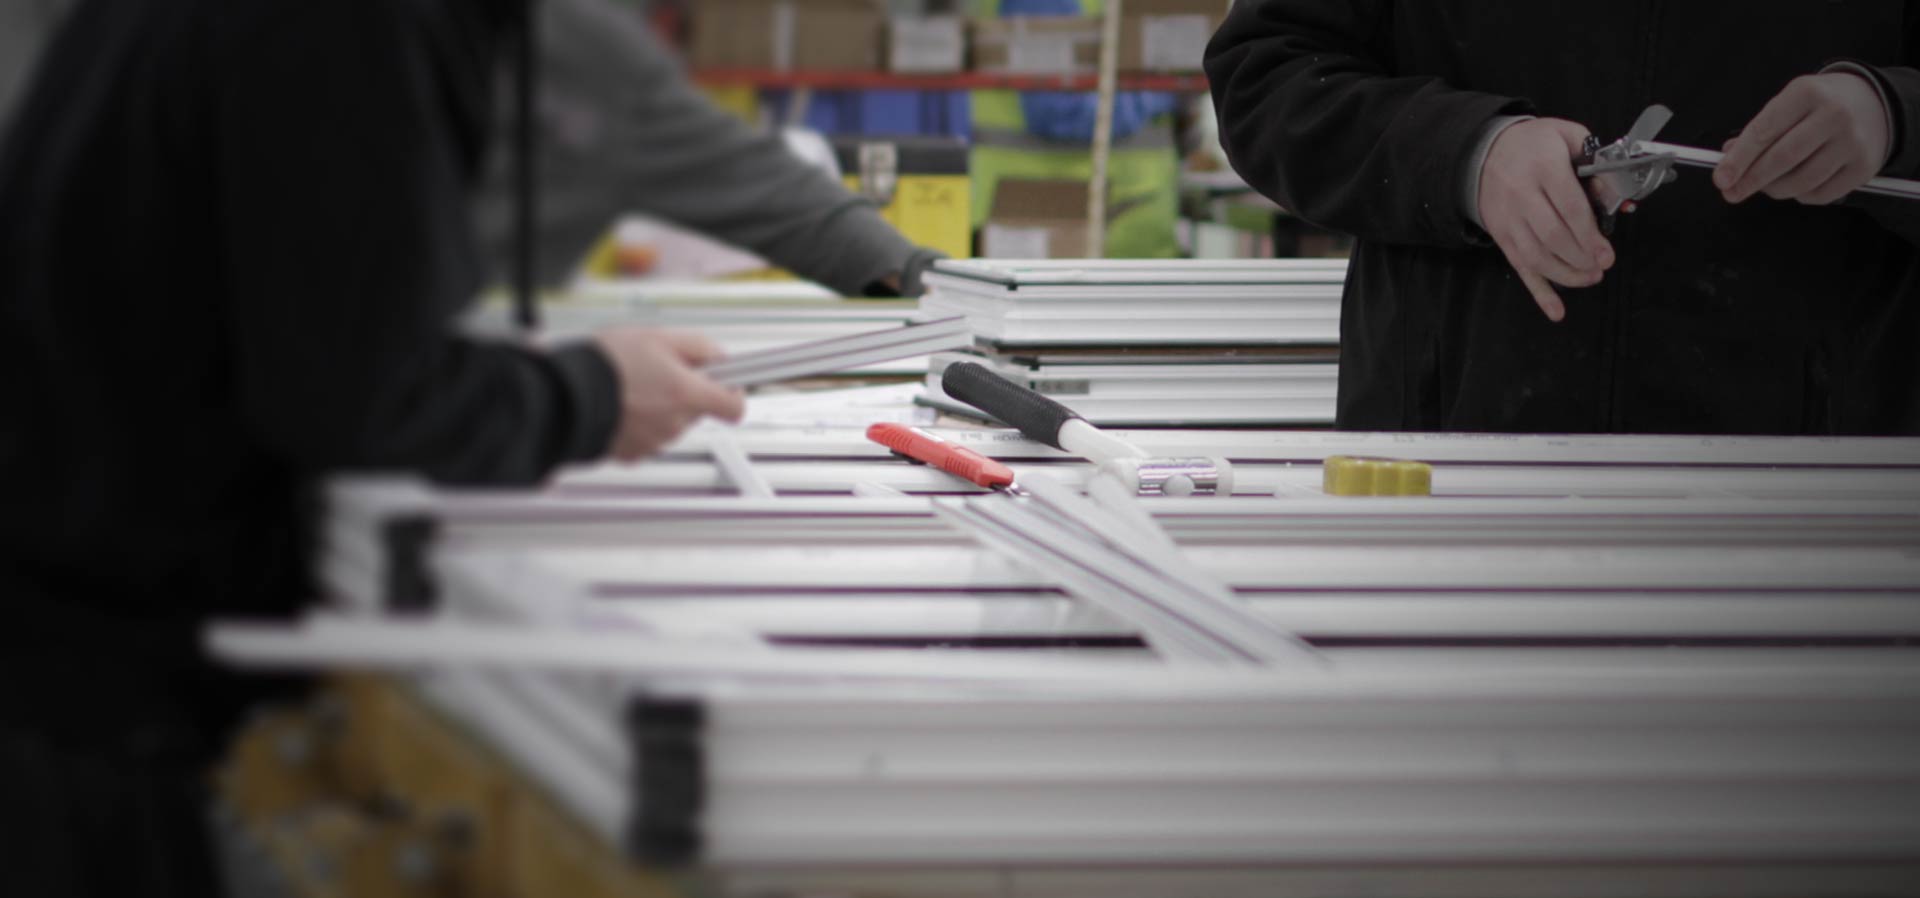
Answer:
[
  {"left": 1323, "top": 455, "right": 1434, "bottom": 497},
  {"left": 843, "top": 172, "right": 973, "bottom": 261},
  {"left": 699, "top": 84, "right": 760, "bottom": 124}
]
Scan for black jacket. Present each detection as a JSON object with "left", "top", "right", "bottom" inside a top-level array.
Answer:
[
  {"left": 1208, "top": 1, "right": 1920, "bottom": 435},
  {"left": 0, "top": 0, "right": 615, "bottom": 729}
]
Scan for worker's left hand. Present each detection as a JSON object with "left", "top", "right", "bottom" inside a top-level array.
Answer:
[{"left": 1716, "top": 72, "right": 1890, "bottom": 205}]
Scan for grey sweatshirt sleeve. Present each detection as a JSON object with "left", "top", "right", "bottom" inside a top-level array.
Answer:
[{"left": 476, "top": 0, "right": 922, "bottom": 295}]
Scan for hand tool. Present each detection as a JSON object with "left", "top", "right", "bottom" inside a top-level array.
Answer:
[
  {"left": 1577, "top": 103, "right": 1920, "bottom": 231},
  {"left": 866, "top": 422, "right": 1024, "bottom": 494},
  {"left": 937, "top": 361, "right": 1234, "bottom": 497}
]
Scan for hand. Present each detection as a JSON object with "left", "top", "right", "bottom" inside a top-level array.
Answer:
[
  {"left": 1716, "top": 72, "right": 1890, "bottom": 206},
  {"left": 591, "top": 327, "right": 745, "bottom": 462},
  {"left": 1478, "top": 118, "right": 1616, "bottom": 322}
]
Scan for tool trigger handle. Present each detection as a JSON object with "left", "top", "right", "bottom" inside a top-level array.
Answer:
[{"left": 1576, "top": 135, "right": 1620, "bottom": 235}]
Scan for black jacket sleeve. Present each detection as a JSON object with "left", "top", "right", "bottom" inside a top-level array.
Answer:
[
  {"left": 1862, "top": 5, "right": 1920, "bottom": 177},
  {"left": 1204, "top": 0, "right": 1529, "bottom": 247},
  {"left": 1846, "top": 3, "right": 1920, "bottom": 245},
  {"left": 213, "top": 1, "right": 616, "bottom": 485}
]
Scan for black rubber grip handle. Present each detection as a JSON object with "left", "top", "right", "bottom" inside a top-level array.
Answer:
[{"left": 941, "top": 361, "right": 1080, "bottom": 449}]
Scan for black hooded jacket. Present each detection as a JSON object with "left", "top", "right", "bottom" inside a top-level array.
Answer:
[
  {"left": 0, "top": 0, "right": 616, "bottom": 732},
  {"left": 1207, "top": 1, "right": 1920, "bottom": 435}
]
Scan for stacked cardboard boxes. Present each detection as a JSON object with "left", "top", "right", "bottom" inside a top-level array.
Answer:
[
  {"left": 691, "top": 0, "right": 887, "bottom": 72},
  {"left": 1118, "top": 0, "right": 1224, "bottom": 73},
  {"left": 886, "top": 16, "right": 968, "bottom": 74},
  {"left": 972, "top": 0, "right": 1224, "bottom": 75},
  {"left": 690, "top": 1, "right": 1226, "bottom": 76},
  {"left": 979, "top": 178, "right": 1093, "bottom": 259}
]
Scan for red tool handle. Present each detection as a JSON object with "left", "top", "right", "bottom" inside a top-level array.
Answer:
[{"left": 866, "top": 423, "right": 1016, "bottom": 490}]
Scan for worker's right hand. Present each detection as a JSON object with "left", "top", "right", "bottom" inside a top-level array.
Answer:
[
  {"left": 591, "top": 327, "right": 745, "bottom": 462},
  {"left": 1477, "top": 118, "right": 1617, "bottom": 322}
]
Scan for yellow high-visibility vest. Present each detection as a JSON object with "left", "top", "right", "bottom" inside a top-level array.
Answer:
[{"left": 971, "top": 0, "right": 1180, "bottom": 258}]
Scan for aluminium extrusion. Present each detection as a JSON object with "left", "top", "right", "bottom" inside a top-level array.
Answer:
[
  {"left": 925, "top": 257, "right": 1351, "bottom": 287},
  {"left": 329, "top": 656, "right": 1920, "bottom": 883},
  {"left": 659, "top": 427, "right": 1920, "bottom": 467},
  {"left": 702, "top": 315, "right": 972, "bottom": 387},
  {"left": 931, "top": 496, "right": 1273, "bottom": 665},
  {"left": 1642, "top": 140, "right": 1920, "bottom": 202},
  {"left": 557, "top": 457, "right": 1920, "bottom": 500},
  {"left": 484, "top": 539, "right": 1920, "bottom": 594},
  {"left": 232, "top": 431, "right": 1920, "bottom": 889},
  {"left": 423, "top": 660, "right": 1920, "bottom": 869}
]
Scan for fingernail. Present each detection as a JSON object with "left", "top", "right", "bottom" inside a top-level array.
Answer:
[{"left": 1713, "top": 170, "right": 1733, "bottom": 189}]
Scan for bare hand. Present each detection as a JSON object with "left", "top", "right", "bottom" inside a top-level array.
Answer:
[
  {"left": 1477, "top": 118, "right": 1616, "bottom": 322},
  {"left": 1716, "top": 72, "right": 1890, "bottom": 206},
  {"left": 591, "top": 327, "right": 745, "bottom": 462}
]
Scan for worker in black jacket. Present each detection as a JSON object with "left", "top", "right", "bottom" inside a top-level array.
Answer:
[
  {"left": 1207, "top": 2, "right": 1920, "bottom": 434},
  {"left": 0, "top": 1, "right": 740, "bottom": 894}
]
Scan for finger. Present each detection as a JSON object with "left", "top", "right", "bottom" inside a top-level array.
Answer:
[
  {"left": 1540, "top": 173, "right": 1615, "bottom": 269},
  {"left": 624, "top": 421, "right": 678, "bottom": 461},
  {"left": 1517, "top": 267, "right": 1566, "bottom": 323},
  {"left": 1763, "top": 143, "right": 1848, "bottom": 201},
  {"left": 679, "top": 370, "right": 747, "bottom": 423},
  {"left": 1727, "top": 114, "right": 1832, "bottom": 203},
  {"left": 1495, "top": 237, "right": 1567, "bottom": 322},
  {"left": 1514, "top": 218, "right": 1599, "bottom": 288},
  {"left": 1545, "top": 119, "right": 1593, "bottom": 157},
  {"left": 657, "top": 328, "right": 728, "bottom": 367},
  {"left": 1801, "top": 160, "right": 1870, "bottom": 205},
  {"left": 613, "top": 432, "right": 650, "bottom": 463},
  {"left": 1717, "top": 81, "right": 1815, "bottom": 193}
]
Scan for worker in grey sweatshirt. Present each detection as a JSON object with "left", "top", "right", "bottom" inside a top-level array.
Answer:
[{"left": 476, "top": 0, "right": 943, "bottom": 297}]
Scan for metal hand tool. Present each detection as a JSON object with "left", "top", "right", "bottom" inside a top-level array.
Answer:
[{"left": 1577, "top": 103, "right": 1920, "bottom": 231}]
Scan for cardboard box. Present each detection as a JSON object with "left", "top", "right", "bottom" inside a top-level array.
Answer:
[
  {"left": 691, "top": 0, "right": 884, "bottom": 72},
  {"left": 971, "top": 17, "right": 1101, "bottom": 75},
  {"left": 887, "top": 16, "right": 967, "bottom": 74},
  {"left": 1120, "top": 0, "right": 1226, "bottom": 73},
  {"left": 981, "top": 178, "right": 1092, "bottom": 259}
]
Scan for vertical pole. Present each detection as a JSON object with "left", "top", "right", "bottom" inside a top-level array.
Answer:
[
  {"left": 1086, "top": 0, "right": 1122, "bottom": 259},
  {"left": 513, "top": 0, "right": 539, "bottom": 333}
]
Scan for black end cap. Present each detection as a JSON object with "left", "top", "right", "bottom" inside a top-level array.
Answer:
[
  {"left": 625, "top": 696, "right": 705, "bottom": 866},
  {"left": 380, "top": 514, "right": 439, "bottom": 613}
]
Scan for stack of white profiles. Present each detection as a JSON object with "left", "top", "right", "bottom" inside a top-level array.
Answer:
[
  {"left": 918, "top": 259, "right": 1345, "bottom": 426},
  {"left": 467, "top": 280, "right": 932, "bottom": 378},
  {"left": 211, "top": 421, "right": 1920, "bottom": 896}
]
